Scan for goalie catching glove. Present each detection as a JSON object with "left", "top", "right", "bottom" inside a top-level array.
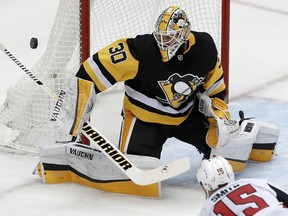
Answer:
[
  {"left": 197, "top": 93, "right": 240, "bottom": 148},
  {"left": 51, "top": 77, "right": 96, "bottom": 137}
]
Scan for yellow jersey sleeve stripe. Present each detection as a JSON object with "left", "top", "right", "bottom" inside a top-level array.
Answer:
[
  {"left": 202, "top": 59, "right": 223, "bottom": 90},
  {"left": 98, "top": 39, "right": 139, "bottom": 81},
  {"left": 83, "top": 60, "right": 107, "bottom": 92},
  {"left": 207, "top": 81, "right": 226, "bottom": 97}
]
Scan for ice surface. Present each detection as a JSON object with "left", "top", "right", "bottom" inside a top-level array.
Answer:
[{"left": 0, "top": 0, "right": 287, "bottom": 215}]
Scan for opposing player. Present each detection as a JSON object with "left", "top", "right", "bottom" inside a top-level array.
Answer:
[
  {"left": 196, "top": 156, "right": 288, "bottom": 216},
  {"left": 37, "top": 6, "right": 279, "bottom": 198}
]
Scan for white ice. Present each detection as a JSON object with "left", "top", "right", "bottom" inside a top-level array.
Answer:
[{"left": 0, "top": 0, "right": 288, "bottom": 215}]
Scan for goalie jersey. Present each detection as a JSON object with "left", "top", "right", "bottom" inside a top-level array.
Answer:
[{"left": 76, "top": 31, "right": 226, "bottom": 125}]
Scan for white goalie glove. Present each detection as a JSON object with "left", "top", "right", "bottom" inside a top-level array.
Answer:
[
  {"left": 197, "top": 94, "right": 280, "bottom": 172},
  {"left": 51, "top": 77, "right": 97, "bottom": 137},
  {"left": 197, "top": 93, "right": 240, "bottom": 148}
]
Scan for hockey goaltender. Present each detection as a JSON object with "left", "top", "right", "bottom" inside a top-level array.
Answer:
[{"left": 36, "top": 6, "right": 279, "bottom": 198}]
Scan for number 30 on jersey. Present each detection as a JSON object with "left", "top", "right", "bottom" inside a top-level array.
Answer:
[{"left": 108, "top": 42, "right": 127, "bottom": 64}]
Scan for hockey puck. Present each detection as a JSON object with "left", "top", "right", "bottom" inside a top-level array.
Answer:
[{"left": 30, "top": 37, "right": 38, "bottom": 49}]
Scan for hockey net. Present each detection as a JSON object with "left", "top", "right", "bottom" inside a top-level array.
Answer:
[{"left": 0, "top": 0, "right": 229, "bottom": 153}]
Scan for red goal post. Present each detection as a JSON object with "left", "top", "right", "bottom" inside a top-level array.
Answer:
[
  {"left": 0, "top": 0, "right": 230, "bottom": 153},
  {"left": 221, "top": 0, "right": 230, "bottom": 101}
]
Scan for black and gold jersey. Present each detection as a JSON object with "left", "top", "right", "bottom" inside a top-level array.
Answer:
[{"left": 76, "top": 31, "right": 226, "bottom": 125}]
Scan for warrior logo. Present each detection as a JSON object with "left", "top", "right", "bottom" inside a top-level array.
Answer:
[{"left": 156, "top": 73, "right": 204, "bottom": 108}]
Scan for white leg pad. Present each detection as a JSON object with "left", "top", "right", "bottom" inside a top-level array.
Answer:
[
  {"left": 38, "top": 143, "right": 161, "bottom": 197},
  {"left": 52, "top": 77, "right": 97, "bottom": 137},
  {"left": 249, "top": 121, "right": 279, "bottom": 162},
  {"left": 39, "top": 143, "right": 160, "bottom": 181},
  {"left": 211, "top": 120, "right": 259, "bottom": 173}
]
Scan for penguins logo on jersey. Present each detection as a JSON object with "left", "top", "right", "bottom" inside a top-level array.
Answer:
[{"left": 157, "top": 73, "right": 204, "bottom": 108}]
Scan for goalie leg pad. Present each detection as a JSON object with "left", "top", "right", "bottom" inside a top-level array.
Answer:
[
  {"left": 210, "top": 120, "right": 259, "bottom": 173},
  {"left": 249, "top": 121, "right": 279, "bottom": 162},
  {"left": 52, "top": 77, "right": 96, "bottom": 137},
  {"left": 37, "top": 143, "right": 161, "bottom": 198}
]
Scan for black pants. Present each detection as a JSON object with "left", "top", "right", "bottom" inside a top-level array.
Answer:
[{"left": 120, "top": 105, "right": 211, "bottom": 159}]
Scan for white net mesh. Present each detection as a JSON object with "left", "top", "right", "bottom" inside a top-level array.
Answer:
[
  {"left": 0, "top": 0, "right": 224, "bottom": 153},
  {"left": 90, "top": 0, "right": 222, "bottom": 52}
]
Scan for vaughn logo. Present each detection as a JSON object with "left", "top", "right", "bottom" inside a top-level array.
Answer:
[
  {"left": 82, "top": 122, "right": 133, "bottom": 171},
  {"left": 51, "top": 89, "right": 66, "bottom": 121},
  {"left": 69, "top": 147, "right": 94, "bottom": 160}
]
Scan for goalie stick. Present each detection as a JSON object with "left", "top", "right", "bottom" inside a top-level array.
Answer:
[{"left": 0, "top": 43, "right": 190, "bottom": 185}]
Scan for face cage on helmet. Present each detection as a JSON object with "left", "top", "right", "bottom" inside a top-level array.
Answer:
[
  {"left": 200, "top": 183, "right": 211, "bottom": 199},
  {"left": 153, "top": 29, "right": 185, "bottom": 61},
  {"left": 197, "top": 157, "right": 235, "bottom": 197},
  {"left": 153, "top": 29, "right": 183, "bottom": 50}
]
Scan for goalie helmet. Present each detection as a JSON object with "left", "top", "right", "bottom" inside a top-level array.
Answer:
[
  {"left": 153, "top": 6, "right": 191, "bottom": 62},
  {"left": 196, "top": 156, "right": 235, "bottom": 198}
]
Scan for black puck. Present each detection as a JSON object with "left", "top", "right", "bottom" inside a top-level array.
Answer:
[{"left": 30, "top": 37, "right": 38, "bottom": 49}]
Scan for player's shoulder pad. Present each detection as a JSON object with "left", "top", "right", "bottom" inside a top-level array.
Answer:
[
  {"left": 126, "top": 34, "right": 156, "bottom": 60},
  {"left": 192, "top": 31, "right": 214, "bottom": 41},
  {"left": 191, "top": 31, "right": 216, "bottom": 49},
  {"left": 102, "top": 37, "right": 137, "bottom": 60}
]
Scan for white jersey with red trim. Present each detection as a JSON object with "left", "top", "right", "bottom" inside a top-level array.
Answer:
[{"left": 198, "top": 178, "right": 288, "bottom": 216}]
